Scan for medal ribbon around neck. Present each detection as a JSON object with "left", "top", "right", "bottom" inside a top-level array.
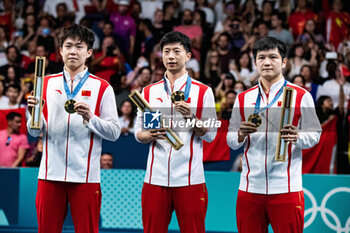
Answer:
[
  {"left": 163, "top": 74, "right": 192, "bottom": 102},
  {"left": 63, "top": 70, "right": 90, "bottom": 100},
  {"left": 254, "top": 79, "right": 287, "bottom": 115}
]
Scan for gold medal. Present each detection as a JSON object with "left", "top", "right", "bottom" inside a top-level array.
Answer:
[
  {"left": 171, "top": 91, "right": 185, "bottom": 104},
  {"left": 248, "top": 113, "right": 262, "bottom": 127},
  {"left": 64, "top": 99, "right": 76, "bottom": 114}
]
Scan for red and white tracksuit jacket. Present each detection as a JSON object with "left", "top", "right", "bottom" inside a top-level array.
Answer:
[
  {"left": 27, "top": 69, "right": 121, "bottom": 183},
  {"left": 227, "top": 78, "right": 321, "bottom": 194},
  {"left": 134, "top": 73, "right": 217, "bottom": 187}
]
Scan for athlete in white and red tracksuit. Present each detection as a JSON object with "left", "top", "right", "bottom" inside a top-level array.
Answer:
[
  {"left": 227, "top": 37, "right": 321, "bottom": 233},
  {"left": 27, "top": 24, "right": 121, "bottom": 233},
  {"left": 134, "top": 31, "right": 217, "bottom": 233}
]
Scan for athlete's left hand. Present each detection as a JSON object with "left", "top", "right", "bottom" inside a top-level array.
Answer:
[
  {"left": 174, "top": 101, "right": 191, "bottom": 118},
  {"left": 280, "top": 124, "right": 299, "bottom": 143},
  {"left": 75, "top": 102, "right": 93, "bottom": 122}
]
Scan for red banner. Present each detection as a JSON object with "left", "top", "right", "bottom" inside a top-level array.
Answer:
[
  {"left": 0, "top": 108, "right": 28, "bottom": 134},
  {"left": 203, "top": 119, "right": 230, "bottom": 162},
  {"left": 302, "top": 116, "right": 337, "bottom": 174}
]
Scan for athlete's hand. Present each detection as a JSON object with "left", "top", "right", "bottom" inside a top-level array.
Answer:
[
  {"left": 238, "top": 121, "right": 258, "bottom": 142},
  {"left": 174, "top": 101, "right": 191, "bottom": 117},
  {"left": 280, "top": 124, "right": 299, "bottom": 143},
  {"left": 27, "top": 91, "right": 45, "bottom": 116},
  {"left": 74, "top": 102, "right": 93, "bottom": 122},
  {"left": 149, "top": 128, "right": 167, "bottom": 141}
]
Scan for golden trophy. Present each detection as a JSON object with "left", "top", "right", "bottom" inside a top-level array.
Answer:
[
  {"left": 30, "top": 56, "right": 46, "bottom": 129},
  {"left": 275, "top": 87, "right": 294, "bottom": 162},
  {"left": 129, "top": 90, "right": 184, "bottom": 150}
]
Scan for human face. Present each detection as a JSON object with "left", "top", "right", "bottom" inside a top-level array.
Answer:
[
  {"left": 182, "top": 10, "right": 193, "bottom": 25},
  {"left": 8, "top": 116, "right": 22, "bottom": 133},
  {"left": 305, "top": 20, "right": 315, "bottom": 33},
  {"left": 271, "top": 15, "right": 280, "bottom": 28},
  {"left": 0, "top": 81, "right": 4, "bottom": 95},
  {"left": 100, "top": 154, "right": 113, "bottom": 169},
  {"left": 226, "top": 92, "right": 236, "bottom": 105},
  {"left": 103, "top": 24, "right": 113, "bottom": 36},
  {"left": 60, "top": 38, "right": 92, "bottom": 73},
  {"left": 7, "top": 48, "right": 17, "bottom": 63},
  {"left": 295, "top": 46, "right": 304, "bottom": 57},
  {"left": 217, "top": 35, "right": 229, "bottom": 50},
  {"left": 254, "top": 48, "right": 286, "bottom": 81},
  {"left": 293, "top": 76, "right": 304, "bottom": 87},
  {"left": 6, "top": 87, "right": 19, "bottom": 103},
  {"left": 300, "top": 66, "right": 311, "bottom": 81},
  {"left": 7, "top": 67, "right": 15, "bottom": 81},
  {"left": 154, "top": 10, "right": 163, "bottom": 24},
  {"left": 210, "top": 51, "right": 219, "bottom": 64},
  {"left": 121, "top": 101, "right": 133, "bottom": 115},
  {"left": 162, "top": 43, "right": 191, "bottom": 75},
  {"left": 322, "top": 98, "right": 333, "bottom": 111},
  {"left": 239, "top": 53, "right": 250, "bottom": 68}
]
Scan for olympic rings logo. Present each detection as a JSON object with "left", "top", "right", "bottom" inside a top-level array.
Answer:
[{"left": 304, "top": 187, "right": 350, "bottom": 233}]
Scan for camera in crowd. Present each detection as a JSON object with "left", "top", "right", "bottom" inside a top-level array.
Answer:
[{"left": 106, "top": 45, "right": 116, "bottom": 57}]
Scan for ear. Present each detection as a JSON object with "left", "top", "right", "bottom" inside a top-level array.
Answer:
[
  {"left": 59, "top": 47, "right": 63, "bottom": 57},
  {"left": 282, "top": 57, "right": 287, "bottom": 69},
  {"left": 253, "top": 59, "right": 257, "bottom": 68},
  {"left": 87, "top": 49, "right": 93, "bottom": 59},
  {"left": 186, "top": 52, "right": 192, "bottom": 62}
]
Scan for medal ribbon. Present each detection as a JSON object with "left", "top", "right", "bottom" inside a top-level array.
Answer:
[
  {"left": 163, "top": 74, "right": 192, "bottom": 102},
  {"left": 254, "top": 79, "right": 287, "bottom": 114},
  {"left": 63, "top": 70, "right": 90, "bottom": 100}
]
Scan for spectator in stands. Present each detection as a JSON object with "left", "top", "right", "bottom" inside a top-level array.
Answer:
[
  {"left": 316, "top": 96, "right": 338, "bottom": 125},
  {"left": 132, "top": 66, "right": 152, "bottom": 92},
  {"left": 140, "top": 0, "right": 163, "bottom": 21},
  {"left": 26, "top": 44, "right": 63, "bottom": 76},
  {"left": 110, "top": 0, "right": 136, "bottom": 61},
  {"left": 254, "top": 0, "right": 274, "bottom": 29},
  {"left": 233, "top": 80, "right": 247, "bottom": 94},
  {"left": 3, "top": 65, "right": 21, "bottom": 87},
  {"left": 0, "top": 25, "right": 9, "bottom": 52},
  {"left": 216, "top": 32, "right": 235, "bottom": 73},
  {"left": 288, "top": 0, "right": 318, "bottom": 39},
  {"left": 286, "top": 43, "right": 310, "bottom": 79},
  {"left": 151, "top": 66, "right": 165, "bottom": 83},
  {"left": 204, "top": 49, "right": 221, "bottom": 88},
  {"left": 119, "top": 99, "right": 136, "bottom": 136},
  {"left": 215, "top": 72, "right": 235, "bottom": 103},
  {"left": 100, "top": 21, "right": 115, "bottom": 43},
  {"left": 43, "top": 0, "right": 74, "bottom": 19},
  {"left": 194, "top": 0, "right": 214, "bottom": 26},
  {"left": 174, "top": 9, "right": 203, "bottom": 61},
  {"left": 152, "top": 9, "right": 172, "bottom": 42},
  {"left": 218, "top": 90, "right": 236, "bottom": 120},
  {"left": 300, "top": 64, "right": 319, "bottom": 101},
  {"left": 317, "top": 64, "right": 350, "bottom": 109},
  {"left": 268, "top": 11, "right": 294, "bottom": 46},
  {"left": 110, "top": 72, "right": 130, "bottom": 108},
  {"left": 100, "top": 153, "right": 114, "bottom": 169},
  {"left": 228, "top": 18, "right": 245, "bottom": 56},
  {"left": 91, "top": 36, "right": 125, "bottom": 82},
  {"left": 230, "top": 51, "right": 258, "bottom": 87},
  {"left": 0, "top": 80, "right": 8, "bottom": 107},
  {"left": 0, "top": 46, "right": 27, "bottom": 75},
  {"left": 14, "top": 13, "right": 37, "bottom": 50},
  {"left": 138, "top": 19, "right": 158, "bottom": 61},
  {"left": 326, "top": 0, "right": 350, "bottom": 50},
  {"left": 297, "top": 19, "right": 325, "bottom": 45},
  {"left": 162, "top": 1, "right": 180, "bottom": 29},
  {"left": 0, "top": 84, "right": 24, "bottom": 109},
  {"left": 25, "top": 136, "right": 43, "bottom": 167},
  {"left": 291, "top": 74, "right": 306, "bottom": 88},
  {"left": 0, "top": 112, "right": 29, "bottom": 167}
]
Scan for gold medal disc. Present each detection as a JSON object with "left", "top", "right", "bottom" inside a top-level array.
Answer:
[
  {"left": 171, "top": 91, "right": 185, "bottom": 104},
  {"left": 65, "top": 99, "right": 76, "bottom": 114},
  {"left": 248, "top": 113, "right": 262, "bottom": 127}
]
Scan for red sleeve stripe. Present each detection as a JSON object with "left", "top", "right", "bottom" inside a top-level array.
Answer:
[
  {"left": 286, "top": 84, "right": 305, "bottom": 192},
  {"left": 42, "top": 74, "right": 62, "bottom": 179},
  {"left": 149, "top": 141, "right": 156, "bottom": 183},
  {"left": 88, "top": 75, "right": 110, "bottom": 116},
  {"left": 188, "top": 133, "right": 195, "bottom": 185},
  {"left": 86, "top": 133, "right": 95, "bottom": 183},
  {"left": 191, "top": 81, "right": 208, "bottom": 119}
]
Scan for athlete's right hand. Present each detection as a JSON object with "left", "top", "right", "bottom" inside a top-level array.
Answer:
[
  {"left": 238, "top": 121, "right": 258, "bottom": 142},
  {"left": 27, "top": 92, "right": 36, "bottom": 116}
]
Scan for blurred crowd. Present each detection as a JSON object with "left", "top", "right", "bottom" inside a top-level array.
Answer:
[{"left": 0, "top": 0, "right": 349, "bottom": 172}]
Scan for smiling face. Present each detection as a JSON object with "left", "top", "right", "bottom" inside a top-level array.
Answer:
[
  {"left": 60, "top": 37, "right": 92, "bottom": 73},
  {"left": 162, "top": 42, "right": 191, "bottom": 74},
  {"left": 254, "top": 48, "right": 286, "bottom": 82}
]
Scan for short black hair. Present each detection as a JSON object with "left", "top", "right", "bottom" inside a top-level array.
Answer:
[
  {"left": 160, "top": 31, "right": 192, "bottom": 53},
  {"left": 7, "top": 83, "right": 21, "bottom": 93},
  {"left": 225, "top": 90, "right": 237, "bottom": 97},
  {"left": 252, "top": 36, "right": 287, "bottom": 60},
  {"left": 6, "top": 112, "right": 22, "bottom": 121},
  {"left": 58, "top": 24, "right": 95, "bottom": 50}
]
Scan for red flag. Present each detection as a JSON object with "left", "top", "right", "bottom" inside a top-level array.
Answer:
[
  {"left": 302, "top": 116, "right": 337, "bottom": 174},
  {"left": 0, "top": 108, "right": 28, "bottom": 134},
  {"left": 327, "top": 11, "right": 350, "bottom": 49},
  {"left": 82, "top": 90, "right": 91, "bottom": 97},
  {"left": 203, "top": 120, "right": 230, "bottom": 161},
  {"left": 341, "top": 65, "right": 350, "bottom": 77}
]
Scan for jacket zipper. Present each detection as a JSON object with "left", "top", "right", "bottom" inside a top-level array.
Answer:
[{"left": 265, "top": 94, "right": 269, "bottom": 194}]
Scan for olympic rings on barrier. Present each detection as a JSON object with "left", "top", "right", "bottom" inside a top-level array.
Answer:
[{"left": 304, "top": 187, "right": 350, "bottom": 233}]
